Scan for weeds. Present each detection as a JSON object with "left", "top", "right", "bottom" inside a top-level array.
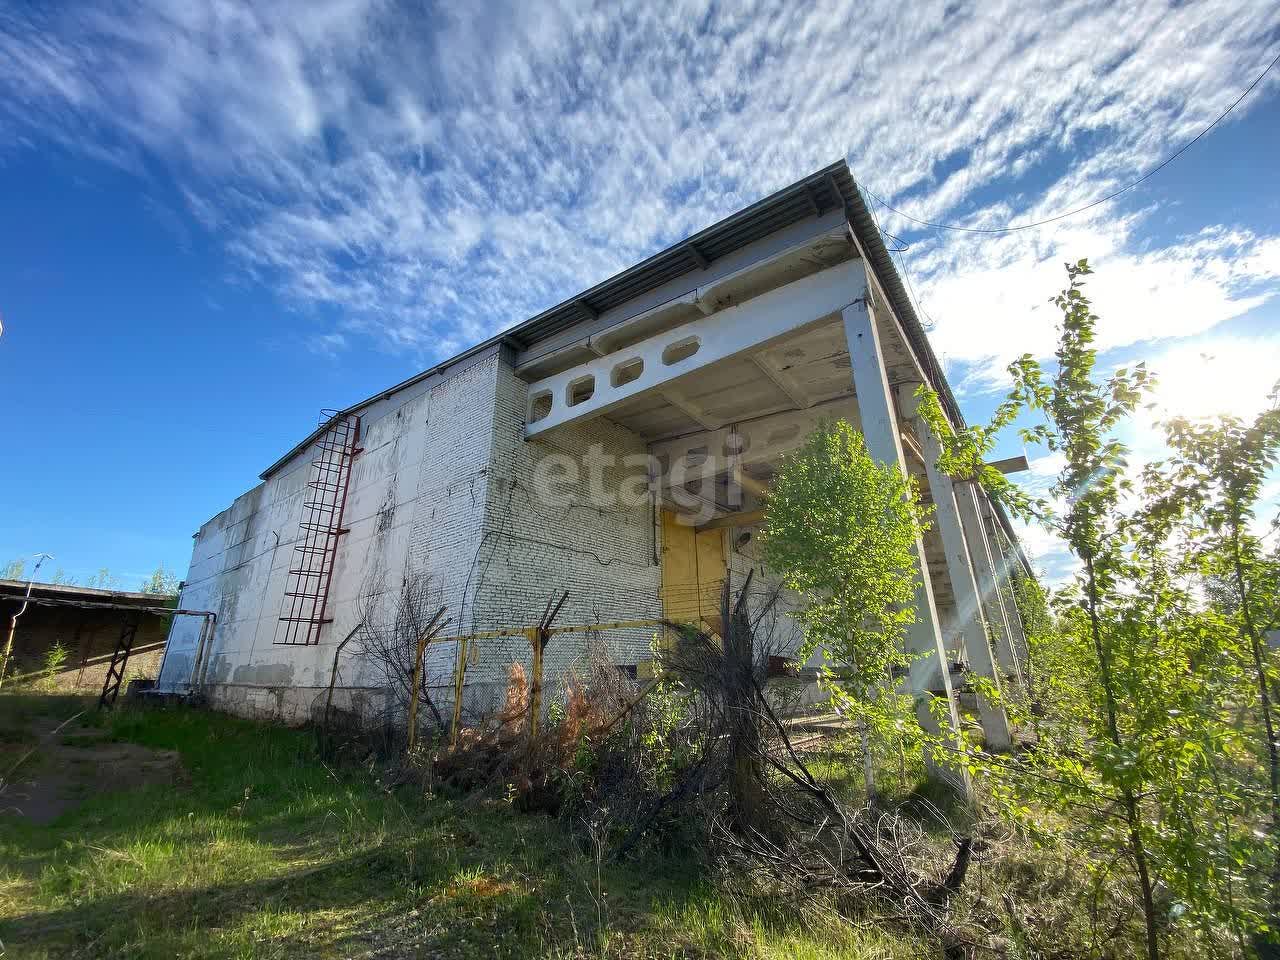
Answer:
[{"left": 0, "top": 693, "right": 919, "bottom": 959}]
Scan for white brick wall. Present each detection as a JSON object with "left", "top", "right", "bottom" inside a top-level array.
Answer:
[
  {"left": 159, "top": 346, "right": 803, "bottom": 727},
  {"left": 158, "top": 351, "right": 499, "bottom": 723},
  {"left": 459, "top": 357, "right": 662, "bottom": 715}
]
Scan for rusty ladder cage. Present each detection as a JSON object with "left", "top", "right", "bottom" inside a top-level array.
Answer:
[{"left": 275, "top": 410, "right": 361, "bottom": 646}]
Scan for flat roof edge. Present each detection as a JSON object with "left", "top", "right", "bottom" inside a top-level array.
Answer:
[{"left": 0, "top": 579, "right": 172, "bottom": 605}]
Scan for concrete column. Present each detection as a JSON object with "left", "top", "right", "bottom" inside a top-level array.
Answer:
[
  {"left": 955, "top": 482, "right": 1024, "bottom": 687},
  {"left": 910, "top": 413, "right": 1013, "bottom": 750},
  {"left": 842, "top": 296, "right": 969, "bottom": 794},
  {"left": 984, "top": 507, "right": 1031, "bottom": 669}
]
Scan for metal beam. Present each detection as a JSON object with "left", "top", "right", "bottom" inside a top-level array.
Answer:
[
  {"left": 988, "top": 454, "right": 1030, "bottom": 475},
  {"left": 696, "top": 509, "right": 766, "bottom": 531}
]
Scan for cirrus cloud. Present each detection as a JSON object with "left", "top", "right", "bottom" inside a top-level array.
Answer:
[{"left": 2, "top": 0, "right": 1279, "bottom": 368}]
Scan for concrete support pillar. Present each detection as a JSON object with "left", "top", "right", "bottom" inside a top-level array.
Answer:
[
  {"left": 984, "top": 507, "right": 1031, "bottom": 669},
  {"left": 909, "top": 412, "right": 1013, "bottom": 750},
  {"left": 841, "top": 296, "right": 969, "bottom": 794},
  {"left": 955, "top": 482, "right": 1024, "bottom": 687}
]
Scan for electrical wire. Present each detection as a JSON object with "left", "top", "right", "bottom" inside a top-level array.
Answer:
[
  {"left": 861, "top": 183, "right": 938, "bottom": 331},
  {"left": 864, "top": 45, "right": 1280, "bottom": 236}
]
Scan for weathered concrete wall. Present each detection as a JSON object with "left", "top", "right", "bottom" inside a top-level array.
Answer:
[
  {"left": 196, "top": 681, "right": 389, "bottom": 726},
  {"left": 159, "top": 346, "right": 828, "bottom": 727},
  {"left": 162, "top": 344, "right": 662, "bottom": 725},
  {"left": 157, "top": 351, "right": 500, "bottom": 724}
]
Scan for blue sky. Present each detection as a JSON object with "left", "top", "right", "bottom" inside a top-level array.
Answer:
[{"left": 1, "top": 1, "right": 1279, "bottom": 588}]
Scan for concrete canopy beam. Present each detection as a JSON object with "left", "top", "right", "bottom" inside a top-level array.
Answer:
[
  {"left": 659, "top": 389, "right": 722, "bottom": 431},
  {"left": 751, "top": 353, "right": 811, "bottom": 409},
  {"left": 648, "top": 398, "right": 860, "bottom": 478},
  {"left": 982, "top": 504, "right": 1031, "bottom": 671},
  {"left": 524, "top": 259, "right": 864, "bottom": 438}
]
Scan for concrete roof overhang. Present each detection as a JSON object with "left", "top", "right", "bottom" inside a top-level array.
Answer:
[
  {"left": 0, "top": 579, "right": 174, "bottom": 609},
  {"left": 260, "top": 161, "right": 959, "bottom": 473},
  {"left": 253, "top": 159, "right": 1029, "bottom": 574}
]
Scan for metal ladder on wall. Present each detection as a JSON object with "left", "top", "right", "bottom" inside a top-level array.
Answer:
[
  {"left": 98, "top": 616, "right": 140, "bottom": 708},
  {"left": 275, "top": 410, "right": 362, "bottom": 646}
]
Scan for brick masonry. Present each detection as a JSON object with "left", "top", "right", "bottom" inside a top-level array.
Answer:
[
  {"left": 2, "top": 602, "right": 170, "bottom": 692},
  {"left": 159, "top": 345, "right": 819, "bottom": 727}
]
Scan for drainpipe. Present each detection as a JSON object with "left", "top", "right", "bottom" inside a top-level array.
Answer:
[
  {"left": 0, "top": 553, "right": 53, "bottom": 689},
  {"left": 188, "top": 614, "right": 216, "bottom": 692}
]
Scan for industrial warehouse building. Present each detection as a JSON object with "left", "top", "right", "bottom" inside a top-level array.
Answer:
[{"left": 155, "top": 160, "right": 1032, "bottom": 754}]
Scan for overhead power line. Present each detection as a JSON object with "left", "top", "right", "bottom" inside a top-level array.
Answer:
[
  {"left": 860, "top": 182, "right": 937, "bottom": 330},
  {"left": 865, "top": 45, "right": 1280, "bottom": 236}
]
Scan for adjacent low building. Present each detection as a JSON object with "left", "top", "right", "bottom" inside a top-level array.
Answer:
[
  {"left": 0, "top": 580, "right": 173, "bottom": 692},
  {"left": 155, "top": 160, "right": 1033, "bottom": 766}
]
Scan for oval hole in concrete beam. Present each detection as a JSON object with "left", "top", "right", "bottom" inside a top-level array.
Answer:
[
  {"left": 662, "top": 336, "right": 700, "bottom": 366},
  {"left": 566, "top": 375, "right": 596, "bottom": 407},
  {"left": 611, "top": 357, "right": 644, "bottom": 388}
]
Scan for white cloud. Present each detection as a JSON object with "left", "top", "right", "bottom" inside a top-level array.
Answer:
[
  {"left": 2, "top": 0, "right": 1278, "bottom": 367},
  {"left": 1143, "top": 333, "right": 1280, "bottom": 424},
  {"left": 922, "top": 221, "right": 1280, "bottom": 392}
]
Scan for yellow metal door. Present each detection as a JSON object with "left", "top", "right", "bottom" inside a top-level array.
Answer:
[
  {"left": 660, "top": 510, "right": 727, "bottom": 633},
  {"left": 695, "top": 527, "right": 726, "bottom": 635},
  {"left": 661, "top": 509, "right": 699, "bottom": 624}
]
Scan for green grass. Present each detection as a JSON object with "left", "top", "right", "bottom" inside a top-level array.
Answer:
[{"left": 0, "top": 694, "right": 924, "bottom": 959}]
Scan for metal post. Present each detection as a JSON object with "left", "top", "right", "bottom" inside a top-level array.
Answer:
[
  {"left": 527, "top": 626, "right": 544, "bottom": 742},
  {"left": 188, "top": 615, "right": 211, "bottom": 691},
  {"left": 406, "top": 629, "right": 431, "bottom": 754},
  {"left": 323, "top": 623, "right": 363, "bottom": 728},
  {"left": 450, "top": 638, "right": 468, "bottom": 749}
]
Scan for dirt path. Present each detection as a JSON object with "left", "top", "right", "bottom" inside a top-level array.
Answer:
[{"left": 0, "top": 702, "right": 184, "bottom": 825}]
